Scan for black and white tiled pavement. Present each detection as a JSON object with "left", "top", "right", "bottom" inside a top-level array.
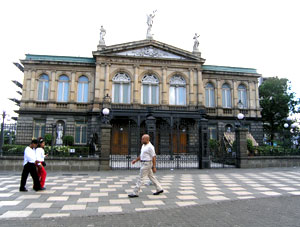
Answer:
[{"left": 1, "top": 168, "right": 300, "bottom": 219}]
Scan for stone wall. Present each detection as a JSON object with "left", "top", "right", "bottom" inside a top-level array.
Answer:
[
  {"left": 0, "top": 157, "right": 100, "bottom": 171},
  {"left": 240, "top": 156, "right": 300, "bottom": 168}
]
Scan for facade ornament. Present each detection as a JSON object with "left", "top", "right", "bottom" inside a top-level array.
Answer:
[
  {"left": 142, "top": 74, "right": 159, "bottom": 84},
  {"left": 97, "top": 25, "right": 106, "bottom": 50},
  {"left": 146, "top": 10, "right": 157, "bottom": 39},
  {"left": 112, "top": 73, "right": 131, "bottom": 82},
  {"left": 170, "top": 75, "right": 186, "bottom": 86},
  {"left": 116, "top": 46, "right": 186, "bottom": 60},
  {"left": 193, "top": 33, "right": 200, "bottom": 52},
  {"left": 56, "top": 123, "right": 63, "bottom": 145}
]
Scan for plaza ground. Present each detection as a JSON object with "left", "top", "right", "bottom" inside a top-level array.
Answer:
[{"left": 1, "top": 167, "right": 300, "bottom": 226}]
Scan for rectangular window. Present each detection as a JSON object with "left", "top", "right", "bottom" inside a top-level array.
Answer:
[
  {"left": 75, "top": 121, "right": 87, "bottom": 144},
  {"left": 143, "top": 84, "right": 149, "bottom": 104},
  {"left": 122, "top": 83, "right": 130, "bottom": 103},
  {"left": 208, "top": 125, "right": 217, "bottom": 140},
  {"left": 33, "top": 120, "right": 46, "bottom": 139}
]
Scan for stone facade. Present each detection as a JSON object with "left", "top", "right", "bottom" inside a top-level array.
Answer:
[{"left": 16, "top": 39, "right": 262, "bottom": 154}]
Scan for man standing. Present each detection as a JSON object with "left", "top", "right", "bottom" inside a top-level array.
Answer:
[
  {"left": 128, "top": 134, "right": 163, "bottom": 198},
  {"left": 19, "top": 139, "right": 43, "bottom": 192}
]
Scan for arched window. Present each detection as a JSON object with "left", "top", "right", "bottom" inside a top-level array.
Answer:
[
  {"left": 57, "top": 75, "right": 69, "bottom": 102},
  {"left": 238, "top": 84, "right": 247, "bottom": 108},
  {"left": 38, "top": 74, "right": 49, "bottom": 101},
  {"left": 112, "top": 73, "right": 131, "bottom": 103},
  {"left": 142, "top": 74, "right": 159, "bottom": 104},
  {"left": 169, "top": 75, "right": 186, "bottom": 105},
  {"left": 222, "top": 83, "right": 232, "bottom": 108},
  {"left": 77, "top": 76, "right": 89, "bottom": 102},
  {"left": 205, "top": 83, "right": 215, "bottom": 107}
]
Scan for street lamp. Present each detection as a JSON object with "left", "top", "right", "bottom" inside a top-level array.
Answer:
[
  {"left": 101, "top": 108, "right": 111, "bottom": 125},
  {"left": 0, "top": 110, "right": 10, "bottom": 156}
]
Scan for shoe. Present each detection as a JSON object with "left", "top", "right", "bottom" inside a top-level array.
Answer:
[
  {"left": 19, "top": 188, "right": 28, "bottom": 192},
  {"left": 128, "top": 194, "right": 139, "bottom": 198},
  {"left": 39, "top": 187, "right": 46, "bottom": 190},
  {"left": 153, "top": 190, "right": 164, "bottom": 195}
]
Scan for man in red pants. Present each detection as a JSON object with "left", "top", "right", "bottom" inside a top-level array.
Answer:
[{"left": 36, "top": 137, "right": 47, "bottom": 189}]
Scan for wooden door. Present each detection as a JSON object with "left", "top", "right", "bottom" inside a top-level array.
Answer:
[
  {"left": 111, "top": 127, "right": 128, "bottom": 155},
  {"left": 172, "top": 132, "right": 187, "bottom": 153}
]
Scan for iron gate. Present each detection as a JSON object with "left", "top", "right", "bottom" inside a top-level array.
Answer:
[{"left": 110, "top": 119, "right": 200, "bottom": 169}]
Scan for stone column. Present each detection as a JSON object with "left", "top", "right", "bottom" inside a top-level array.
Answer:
[
  {"left": 94, "top": 64, "right": 101, "bottom": 103},
  {"left": 216, "top": 79, "right": 222, "bottom": 115},
  {"left": 70, "top": 71, "right": 76, "bottom": 102},
  {"left": 161, "top": 67, "right": 167, "bottom": 104},
  {"left": 29, "top": 71, "right": 36, "bottom": 100},
  {"left": 197, "top": 69, "right": 204, "bottom": 106},
  {"left": 50, "top": 71, "right": 56, "bottom": 102},
  {"left": 133, "top": 65, "right": 139, "bottom": 104},
  {"left": 189, "top": 68, "right": 195, "bottom": 105},
  {"left": 99, "top": 124, "right": 112, "bottom": 170},
  {"left": 99, "top": 64, "right": 105, "bottom": 102},
  {"left": 198, "top": 118, "right": 209, "bottom": 169},
  {"left": 235, "top": 128, "right": 248, "bottom": 168},
  {"left": 104, "top": 64, "right": 110, "bottom": 95}
]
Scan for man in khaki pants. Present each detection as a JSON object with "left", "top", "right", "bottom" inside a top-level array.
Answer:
[{"left": 128, "top": 134, "right": 163, "bottom": 198}]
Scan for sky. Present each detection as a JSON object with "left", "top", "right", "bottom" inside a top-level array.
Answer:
[{"left": 0, "top": 0, "right": 299, "bottom": 121}]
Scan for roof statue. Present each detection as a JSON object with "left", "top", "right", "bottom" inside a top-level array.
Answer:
[
  {"left": 97, "top": 25, "right": 106, "bottom": 50},
  {"left": 193, "top": 33, "right": 200, "bottom": 52},
  {"left": 146, "top": 10, "right": 157, "bottom": 39}
]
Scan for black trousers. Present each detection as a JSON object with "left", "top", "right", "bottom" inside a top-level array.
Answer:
[{"left": 20, "top": 162, "right": 41, "bottom": 190}]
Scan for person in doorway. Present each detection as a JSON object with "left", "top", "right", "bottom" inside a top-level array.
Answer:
[
  {"left": 36, "top": 137, "right": 47, "bottom": 189},
  {"left": 128, "top": 134, "right": 163, "bottom": 198},
  {"left": 19, "top": 139, "right": 43, "bottom": 192}
]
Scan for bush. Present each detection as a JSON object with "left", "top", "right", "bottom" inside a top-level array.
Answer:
[
  {"left": 44, "top": 134, "right": 52, "bottom": 146},
  {"left": 247, "top": 139, "right": 255, "bottom": 155},
  {"left": 63, "top": 135, "right": 74, "bottom": 146},
  {"left": 2, "top": 144, "right": 27, "bottom": 156}
]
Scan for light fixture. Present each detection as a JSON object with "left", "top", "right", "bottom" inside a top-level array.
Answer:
[
  {"left": 284, "top": 123, "right": 289, "bottom": 128},
  {"left": 237, "top": 113, "right": 244, "bottom": 120},
  {"left": 102, "top": 108, "right": 110, "bottom": 116},
  {"left": 237, "top": 100, "right": 243, "bottom": 109}
]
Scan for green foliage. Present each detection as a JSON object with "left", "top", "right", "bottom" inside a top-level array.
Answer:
[
  {"left": 2, "top": 144, "right": 26, "bottom": 156},
  {"left": 247, "top": 139, "right": 255, "bottom": 155},
  {"left": 63, "top": 135, "right": 74, "bottom": 146},
  {"left": 259, "top": 77, "right": 300, "bottom": 144},
  {"left": 44, "top": 134, "right": 52, "bottom": 146},
  {"left": 208, "top": 139, "right": 219, "bottom": 151}
]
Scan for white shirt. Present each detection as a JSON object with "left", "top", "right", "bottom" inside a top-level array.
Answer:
[
  {"left": 140, "top": 142, "right": 156, "bottom": 161},
  {"left": 36, "top": 147, "right": 45, "bottom": 162},
  {"left": 23, "top": 146, "right": 37, "bottom": 166}
]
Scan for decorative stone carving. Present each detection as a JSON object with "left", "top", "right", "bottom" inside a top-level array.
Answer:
[
  {"left": 112, "top": 73, "right": 131, "bottom": 82},
  {"left": 142, "top": 74, "right": 159, "bottom": 84},
  {"left": 170, "top": 75, "right": 186, "bottom": 85},
  {"left": 97, "top": 25, "right": 106, "bottom": 50},
  {"left": 116, "top": 46, "right": 186, "bottom": 60},
  {"left": 193, "top": 33, "right": 200, "bottom": 52},
  {"left": 146, "top": 10, "right": 156, "bottom": 39}
]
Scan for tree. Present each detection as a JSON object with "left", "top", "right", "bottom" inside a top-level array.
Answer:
[{"left": 259, "top": 77, "right": 299, "bottom": 145}]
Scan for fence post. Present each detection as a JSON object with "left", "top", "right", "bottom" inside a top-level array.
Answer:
[{"left": 235, "top": 128, "right": 248, "bottom": 168}]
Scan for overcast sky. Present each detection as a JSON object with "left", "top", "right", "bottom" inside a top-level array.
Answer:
[{"left": 0, "top": 0, "right": 299, "bottom": 120}]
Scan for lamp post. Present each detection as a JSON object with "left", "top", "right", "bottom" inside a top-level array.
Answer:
[
  {"left": 0, "top": 111, "right": 9, "bottom": 156},
  {"left": 101, "top": 108, "right": 111, "bottom": 125}
]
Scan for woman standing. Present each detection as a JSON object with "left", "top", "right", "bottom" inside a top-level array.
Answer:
[{"left": 36, "top": 137, "right": 47, "bottom": 189}]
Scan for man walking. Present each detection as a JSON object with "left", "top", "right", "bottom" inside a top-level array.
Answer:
[
  {"left": 19, "top": 139, "right": 43, "bottom": 192},
  {"left": 128, "top": 134, "right": 163, "bottom": 198}
]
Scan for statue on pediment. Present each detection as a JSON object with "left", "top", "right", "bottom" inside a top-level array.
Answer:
[
  {"left": 193, "top": 33, "right": 200, "bottom": 52},
  {"left": 146, "top": 10, "right": 157, "bottom": 39},
  {"left": 99, "top": 25, "right": 106, "bottom": 45}
]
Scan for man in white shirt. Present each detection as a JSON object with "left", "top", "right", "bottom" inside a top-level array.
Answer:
[
  {"left": 19, "top": 139, "right": 42, "bottom": 192},
  {"left": 128, "top": 134, "right": 163, "bottom": 198}
]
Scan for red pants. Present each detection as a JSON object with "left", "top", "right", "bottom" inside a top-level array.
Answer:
[{"left": 37, "top": 165, "right": 47, "bottom": 188}]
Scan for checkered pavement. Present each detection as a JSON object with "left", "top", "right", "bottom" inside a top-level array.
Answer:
[{"left": 1, "top": 169, "right": 300, "bottom": 219}]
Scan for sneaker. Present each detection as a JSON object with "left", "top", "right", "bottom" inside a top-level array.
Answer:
[
  {"left": 39, "top": 187, "right": 46, "bottom": 190},
  {"left": 128, "top": 194, "right": 139, "bottom": 198},
  {"left": 153, "top": 190, "right": 164, "bottom": 195},
  {"left": 19, "top": 188, "right": 28, "bottom": 192}
]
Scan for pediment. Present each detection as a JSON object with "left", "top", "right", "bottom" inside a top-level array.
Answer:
[
  {"left": 115, "top": 46, "right": 188, "bottom": 60},
  {"left": 94, "top": 39, "right": 204, "bottom": 62}
]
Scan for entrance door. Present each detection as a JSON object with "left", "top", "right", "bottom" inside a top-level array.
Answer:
[
  {"left": 111, "top": 126, "right": 128, "bottom": 155},
  {"left": 172, "top": 132, "right": 187, "bottom": 153}
]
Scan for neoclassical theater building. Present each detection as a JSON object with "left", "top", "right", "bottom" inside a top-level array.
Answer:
[{"left": 16, "top": 26, "right": 263, "bottom": 163}]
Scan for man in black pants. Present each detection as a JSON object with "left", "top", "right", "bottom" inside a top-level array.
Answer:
[{"left": 19, "top": 139, "right": 43, "bottom": 192}]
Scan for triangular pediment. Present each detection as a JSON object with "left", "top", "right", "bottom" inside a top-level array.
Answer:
[
  {"left": 115, "top": 46, "right": 188, "bottom": 60},
  {"left": 93, "top": 39, "right": 205, "bottom": 62}
]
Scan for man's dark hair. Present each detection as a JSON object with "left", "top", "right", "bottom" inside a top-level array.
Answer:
[{"left": 31, "top": 139, "right": 38, "bottom": 144}]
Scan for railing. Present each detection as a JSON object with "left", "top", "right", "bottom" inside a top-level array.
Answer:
[
  {"left": 223, "top": 109, "right": 232, "bottom": 114},
  {"left": 36, "top": 102, "right": 48, "bottom": 108},
  {"left": 206, "top": 108, "right": 216, "bottom": 114}
]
